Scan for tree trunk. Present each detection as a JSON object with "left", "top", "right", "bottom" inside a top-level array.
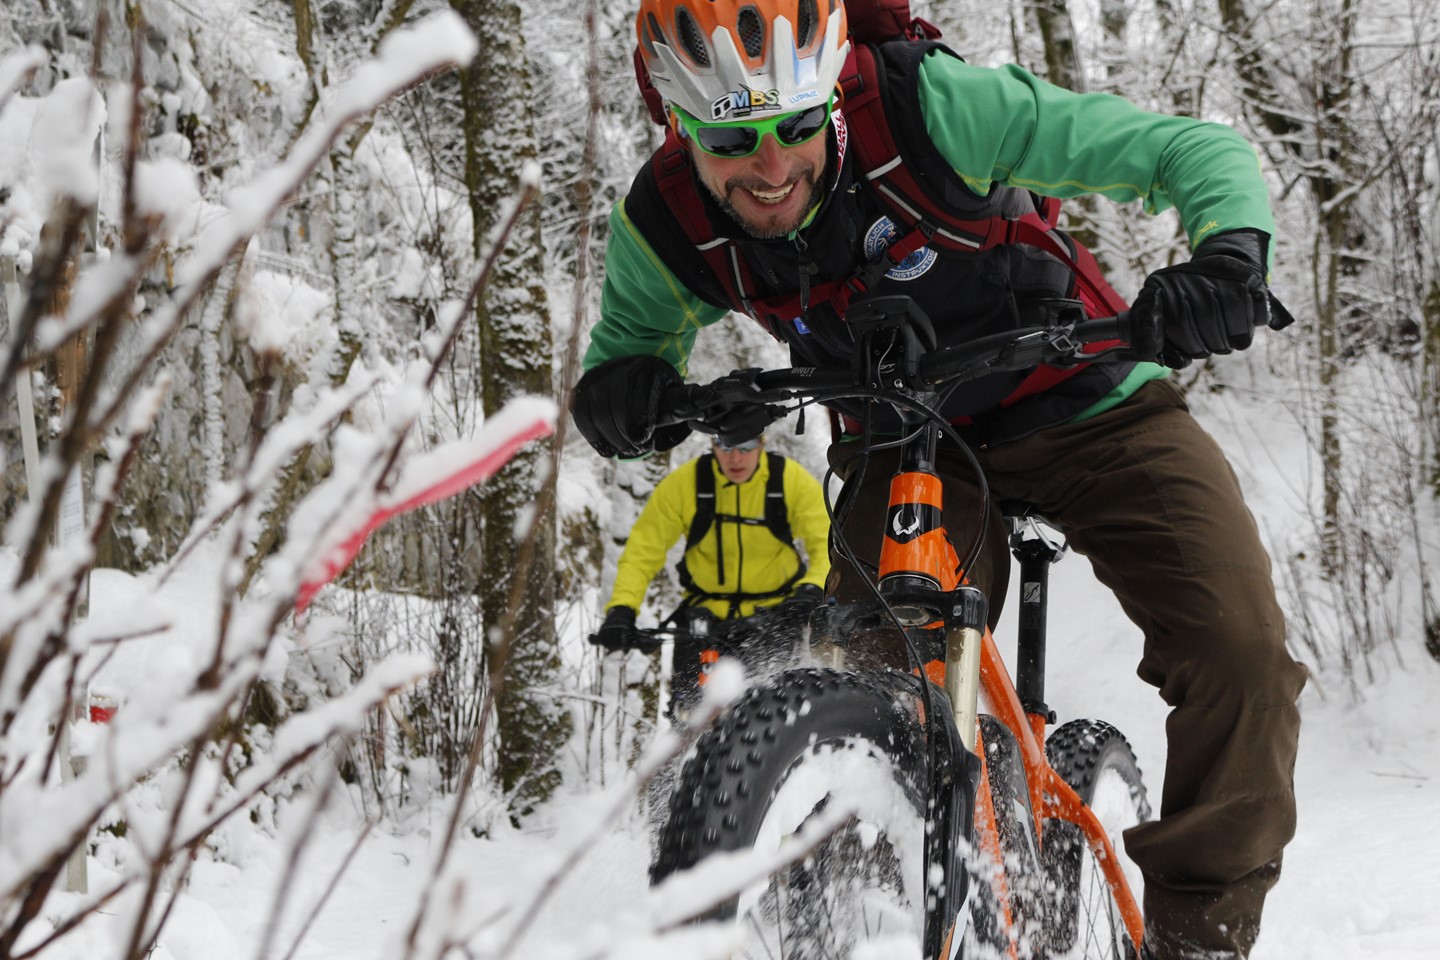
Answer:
[
  {"left": 1216, "top": 0, "right": 1358, "bottom": 571},
  {"left": 1029, "top": 0, "right": 1083, "bottom": 93},
  {"left": 452, "top": 0, "right": 569, "bottom": 817}
]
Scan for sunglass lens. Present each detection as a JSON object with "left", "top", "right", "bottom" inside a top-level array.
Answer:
[
  {"left": 695, "top": 124, "right": 760, "bottom": 158},
  {"left": 776, "top": 103, "right": 830, "bottom": 145},
  {"left": 717, "top": 439, "right": 761, "bottom": 452}
]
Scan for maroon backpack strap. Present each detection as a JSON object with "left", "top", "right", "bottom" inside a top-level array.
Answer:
[
  {"left": 846, "top": 0, "right": 943, "bottom": 44},
  {"left": 634, "top": 47, "right": 667, "bottom": 126},
  {"left": 844, "top": 44, "right": 1076, "bottom": 259},
  {"left": 1007, "top": 218, "right": 1130, "bottom": 318}
]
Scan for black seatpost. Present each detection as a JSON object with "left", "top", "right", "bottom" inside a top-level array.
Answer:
[{"left": 1008, "top": 517, "right": 1064, "bottom": 724}]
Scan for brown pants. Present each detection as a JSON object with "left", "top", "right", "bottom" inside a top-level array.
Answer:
[{"left": 826, "top": 379, "right": 1307, "bottom": 959}]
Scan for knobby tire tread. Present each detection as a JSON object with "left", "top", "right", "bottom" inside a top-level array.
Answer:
[
  {"left": 1043, "top": 719, "right": 1151, "bottom": 959},
  {"left": 652, "top": 667, "right": 929, "bottom": 879}
]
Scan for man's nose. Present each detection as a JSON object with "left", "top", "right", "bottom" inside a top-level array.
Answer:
[{"left": 749, "top": 134, "right": 790, "bottom": 182}]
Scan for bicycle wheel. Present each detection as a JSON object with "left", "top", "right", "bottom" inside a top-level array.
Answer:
[
  {"left": 652, "top": 668, "right": 933, "bottom": 959},
  {"left": 968, "top": 716, "right": 1046, "bottom": 957},
  {"left": 1043, "top": 719, "right": 1151, "bottom": 960}
]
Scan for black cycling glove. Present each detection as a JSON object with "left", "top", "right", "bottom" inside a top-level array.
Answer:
[
  {"left": 777, "top": 583, "right": 826, "bottom": 613},
  {"left": 592, "top": 606, "right": 639, "bottom": 651},
  {"left": 571, "top": 355, "right": 690, "bottom": 459},
  {"left": 1130, "top": 229, "right": 1295, "bottom": 368}
]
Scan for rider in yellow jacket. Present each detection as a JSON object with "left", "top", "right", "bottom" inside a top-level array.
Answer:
[
  {"left": 606, "top": 437, "right": 830, "bottom": 619},
  {"left": 594, "top": 434, "right": 830, "bottom": 709}
]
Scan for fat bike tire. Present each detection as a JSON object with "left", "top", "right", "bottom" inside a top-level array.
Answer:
[
  {"left": 651, "top": 668, "right": 933, "bottom": 960},
  {"left": 1043, "top": 719, "right": 1152, "bottom": 960},
  {"left": 968, "top": 715, "right": 1046, "bottom": 957}
]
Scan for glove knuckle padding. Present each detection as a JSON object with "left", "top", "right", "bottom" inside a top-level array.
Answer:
[
  {"left": 572, "top": 355, "right": 685, "bottom": 458},
  {"left": 1143, "top": 248, "right": 1269, "bottom": 361}
]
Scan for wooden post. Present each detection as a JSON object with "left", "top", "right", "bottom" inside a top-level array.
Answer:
[
  {"left": 18, "top": 235, "right": 93, "bottom": 893},
  {"left": 50, "top": 254, "right": 90, "bottom": 617}
]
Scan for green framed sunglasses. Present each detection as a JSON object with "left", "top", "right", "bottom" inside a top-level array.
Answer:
[{"left": 672, "top": 98, "right": 833, "bottom": 159}]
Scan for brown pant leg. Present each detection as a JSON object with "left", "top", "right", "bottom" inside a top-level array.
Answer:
[{"left": 977, "top": 379, "right": 1307, "bottom": 958}]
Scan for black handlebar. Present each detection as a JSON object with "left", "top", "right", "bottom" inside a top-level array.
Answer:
[
  {"left": 659, "top": 298, "right": 1150, "bottom": 432},
  {"left": 587, "top": 627, "right": 673, "bottom": 654}
]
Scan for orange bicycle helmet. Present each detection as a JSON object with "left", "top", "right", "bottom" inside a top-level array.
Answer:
[{"left": 636, "top": 0, "right": 849, "bottom": 123}]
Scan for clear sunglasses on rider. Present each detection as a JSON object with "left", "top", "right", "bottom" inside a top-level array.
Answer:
[
  {"left": 715, "top": 437, "right": 763, "bottom": 453},
  {"left": 672, "top": 99, "right": 833, "bottom": 159}
]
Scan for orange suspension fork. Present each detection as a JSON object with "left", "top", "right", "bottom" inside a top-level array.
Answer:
[{"left": 878, "top": 456, "right": 1143, "bottom": 951}]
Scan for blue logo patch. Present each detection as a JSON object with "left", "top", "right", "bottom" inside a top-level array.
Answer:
[
  {"left": 863, "top": 216, "right": 937, "bottom": 282},
  {"left": 793, "top": 315, "right": 811, "bottom": 334}
]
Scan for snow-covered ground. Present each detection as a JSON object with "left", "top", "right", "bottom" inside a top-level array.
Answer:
[
  {"left": 40, "top": 548, "right": 1438, "bottom": 960},
  {"left": 25, "top": 384, "right": 1440, "bottom": 960}
]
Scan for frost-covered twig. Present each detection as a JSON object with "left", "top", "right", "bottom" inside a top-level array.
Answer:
[
  {"left": 0, "top": 13, "right": 485, "bottom": 957},
  {"left": 0, "top": 44, "right": 44, "bottom": 113}
]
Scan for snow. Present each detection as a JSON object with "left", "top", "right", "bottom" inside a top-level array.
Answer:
[
  {"left": 14, "top": 380, "right": 1439, "bottom": 958},
  {"left": 4, "top": 3, "right": 1439, "bottom": 958},
  {"left": 176, "top": 11, "right": 478, "bottom": 291},
  {"left": 132, "top": 156, "right": 204, "bottom": 242},
  {"left": 26, "top": 76, "right": 105, "bottom": 206},
  {"left": 0, "top": 45, "right": 44, "bottom": 105}
]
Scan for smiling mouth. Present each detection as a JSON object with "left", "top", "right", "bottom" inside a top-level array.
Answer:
[{"left": 747, "top": 183, "right": 796, "bottom": 205}]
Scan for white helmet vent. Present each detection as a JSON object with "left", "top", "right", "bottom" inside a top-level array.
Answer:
[{"left": 642, "top": 12, "right": 662, "bottom": 57}]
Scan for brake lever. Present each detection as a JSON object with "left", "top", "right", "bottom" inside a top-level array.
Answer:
[
  {"left": 660, "top": 368, "right": 789, "bottom": 440},
  {"left": 993, "top": 327, "right": 1071, "bottom": 369}
]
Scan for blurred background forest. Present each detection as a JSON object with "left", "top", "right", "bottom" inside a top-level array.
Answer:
[{"left": 2, "top": 1, "right": 1438, "bottom": 956}]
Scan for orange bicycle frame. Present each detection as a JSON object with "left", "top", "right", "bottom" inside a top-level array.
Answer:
[{"left": 877, "top": 463, "right": 1146, "bottom": 955}]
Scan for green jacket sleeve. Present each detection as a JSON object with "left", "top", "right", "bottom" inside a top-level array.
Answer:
[
  {"left": 585, "top": 200, "right": 731, "bottom": 374},
  {"left": 605, "top": 463, "right": 694, "bottom": 612},
  {"left": 915, "top": 54, "right": 1276, "bottom": 259},
  {"left": 783, "top": 460, "right": 832, "bottom": 591}
]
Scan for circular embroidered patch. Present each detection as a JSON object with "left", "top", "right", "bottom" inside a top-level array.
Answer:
[{"left": 863, "top": 216, "right": 938, "bottom": 281}]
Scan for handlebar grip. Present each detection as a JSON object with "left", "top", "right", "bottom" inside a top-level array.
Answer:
[
  {"left": 1071, "top": 310, "right": 1135, "bottom": 344},
  {"left": 587, "top": 631, "right": 666, "bottom": 654},
  {"left": 1109, "top": 307, "right": 1163, "bottom": 361},
  {"left": 657, "top": 383, "right": 705, "bottom": 427}
]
